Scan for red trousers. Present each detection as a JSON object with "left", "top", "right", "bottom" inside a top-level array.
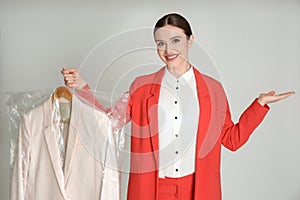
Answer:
[{"left": 158, "top": 173, "right": 195, "bottom": 200}]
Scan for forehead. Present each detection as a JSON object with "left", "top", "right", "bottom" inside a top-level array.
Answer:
[{"left": 154, "top": 25, "right": 186, "bottom": 40}]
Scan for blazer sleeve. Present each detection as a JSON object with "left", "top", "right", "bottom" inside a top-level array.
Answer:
[
  {"left": 11, "top": 114, "right": 31, "bottom": 200},
  {"left": 76, "top": 84, "right": 132, "bottom": 128},
  {"left": 221, "top": 99, "right": 270, "bottom": 151},
  {"left": 76, "top": 84, "right": 108, "bottom": 112}
]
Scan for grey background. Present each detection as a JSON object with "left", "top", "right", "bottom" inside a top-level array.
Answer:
[{"left": 1, "top": 1, "right": 299, "bottom": 199}]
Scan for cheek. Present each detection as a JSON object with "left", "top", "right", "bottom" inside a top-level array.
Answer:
[
  {"left": 157, "top": 49, "right": 165, "bottom": 59},
  {"left": 178, "top": 45, "right": 189, "bottom": 57},
  {"left": 174, "top": 42, "right": 188, "bottom": 52}
]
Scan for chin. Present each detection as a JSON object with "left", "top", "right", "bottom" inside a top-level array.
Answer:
[{"left": 168, "top": 60, "right": 185, "bottom": 69}]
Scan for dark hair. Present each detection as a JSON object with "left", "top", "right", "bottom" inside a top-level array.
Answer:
[{"left": 154, "top": 13, "right": 193, "bottom": 38}]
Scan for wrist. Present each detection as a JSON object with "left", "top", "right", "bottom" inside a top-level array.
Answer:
[{"left": 257, "top": 97, "right": 266, "bottom": 106}]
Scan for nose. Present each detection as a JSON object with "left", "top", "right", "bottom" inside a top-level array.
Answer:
[{"left": 164, "top": 42, "right": 175, "bottom": 54}]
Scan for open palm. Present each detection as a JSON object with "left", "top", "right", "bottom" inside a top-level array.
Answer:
[{"left": 258, "top": 91, "right": 295, "bottom": 106}]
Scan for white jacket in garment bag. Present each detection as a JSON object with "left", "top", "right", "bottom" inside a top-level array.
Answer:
[{"left": 11, "top": 94, "right": 120, "bottom": 200}]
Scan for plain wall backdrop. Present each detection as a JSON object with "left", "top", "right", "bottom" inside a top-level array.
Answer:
[{"left": 1, "top": 1, "right": 299, "bottom": 199}]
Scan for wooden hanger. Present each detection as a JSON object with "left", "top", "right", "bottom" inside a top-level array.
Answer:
[{"left": 51, "top": 86, "right": 72, "bottom": 104}]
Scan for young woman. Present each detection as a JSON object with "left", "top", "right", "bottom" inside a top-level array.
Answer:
[{"left": 62, "top": 13, "right": 294, "bottom": 200}]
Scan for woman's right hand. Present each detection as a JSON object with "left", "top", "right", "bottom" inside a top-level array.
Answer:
[{"left": 61, "top": 68, "right": 87, "bottom": 89}]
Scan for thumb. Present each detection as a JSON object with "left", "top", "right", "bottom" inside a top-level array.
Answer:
[{"left": 267, "top": 91, "right": 276, "bottom": 96}]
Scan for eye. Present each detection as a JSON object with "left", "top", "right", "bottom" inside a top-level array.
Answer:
[
  {"left": 172, "top": 38, "right": 180, "bottom": 44},
  {"left": 157, "top": 41, "right": 165, "bottom": 47}
]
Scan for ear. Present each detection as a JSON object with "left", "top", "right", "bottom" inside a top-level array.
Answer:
[{"left": 188, "top": 35, "right": 194, "bottom": 48}]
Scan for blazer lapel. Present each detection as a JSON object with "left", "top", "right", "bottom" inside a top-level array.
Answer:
[
  {"left": 146, "top": 68, "right": 165, "bottom": 166},
  {"left": 63, "top": 125, "right": 78, "bottom": 185},
  {"left": 43, "top": 99, "right": 66, "bottom": 198},
  {"left": 63, "top": 96, "right": 79, "bottom": 185},
  {"left": 193, "top": 68, "right": 212, "bottom": 159}
]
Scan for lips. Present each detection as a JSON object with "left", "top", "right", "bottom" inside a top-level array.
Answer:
[{"left": 165, "top": 54, "right": 179, "bottom": 62}]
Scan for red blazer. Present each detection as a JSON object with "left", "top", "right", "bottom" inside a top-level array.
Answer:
[
  {"left": 78, "top": 67, "right": 269, "bottom": 200},
  {"left": 126, "top": 67, "right": 269, "bottom": 200}
]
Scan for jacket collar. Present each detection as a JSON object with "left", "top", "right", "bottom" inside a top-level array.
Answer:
[{"left": 43, "top": 94, "right": 79, "bottom": 194}]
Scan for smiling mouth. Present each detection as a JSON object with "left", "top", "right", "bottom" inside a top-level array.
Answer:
[{"left": 165, "top": 54, "right": 179, "bottom": 62}]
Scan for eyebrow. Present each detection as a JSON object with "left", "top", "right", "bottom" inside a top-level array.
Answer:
[
  {"left": 169, "top": 36, "right": 182, "bottom": 40},
  {"left": 155, "top": 36, "right": 182, "bottom": 42}
]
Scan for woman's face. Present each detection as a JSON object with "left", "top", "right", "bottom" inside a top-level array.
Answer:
[{"left": 154, "top": 25, "right": 194, "bottom": 71}]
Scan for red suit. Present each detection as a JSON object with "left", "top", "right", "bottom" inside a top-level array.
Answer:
[{"left": 126, "top": 67, "right": 269, "bottom": 200}]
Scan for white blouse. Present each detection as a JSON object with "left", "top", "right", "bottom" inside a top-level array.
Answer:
[{"left": 158, "top": 66, "right": 200, "bottom": 178}]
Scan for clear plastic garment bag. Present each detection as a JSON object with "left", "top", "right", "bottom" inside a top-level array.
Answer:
[{"left": 7, "top": 86, "right": 127, "bottom": 200}]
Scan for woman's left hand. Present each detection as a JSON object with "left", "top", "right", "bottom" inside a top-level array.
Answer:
[{"left": 258, "top": 91, "right": 295, "bottom": 106}]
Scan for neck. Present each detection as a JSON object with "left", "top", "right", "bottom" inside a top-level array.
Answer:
[{"left": 167, "top": 62, "right": 191, "bottom": 78}]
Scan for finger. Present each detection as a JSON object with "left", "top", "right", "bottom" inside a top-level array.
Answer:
[
  {"left": 62, "top": 68, "right": 77, "bottom": 74},
  {"left": 66, "top": 68, "right": 77, "bottom": 74},
  {"left": 277, "top": 91, "right": 295, "bottom": 99},
  {"left": 65, "top": 77, "right": 74, "bottom": 82},
  {"left": 62, "top": 69, "right": 72, "bottom": 75},
  {"left": 64, "top": 74, "right": 75, "bottom": 79},
  {"left": 63, "top": 74, "right": 77, "bottom": 81},
  {"left": 63, "top": 73, "right": 74, "bottom": 78},
  {"left": 62, "top": 70, "right": 76, "bottom": 75},
  {"left": 276, "top": 91, "right": 294, "bottom": 97},
  {"left": 279, "top": 91, "right": 295, "bottom": 96}
]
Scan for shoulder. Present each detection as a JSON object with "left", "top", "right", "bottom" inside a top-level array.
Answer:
[
  {"left": 130, "top": 68, "right": 164, "bottom": 92},
  {"left": 193, "top": 67, "right": 227, "bottom": 99},
  {"left": 19, "top": 99, "right": 48, "bottom": 133},
  {"left": 133, "top": 72, "right": 157, "bottom": 85},
  {"left": 23, "top": 101, "right": 45, "bottom": 120},
  {"left": 193, "top": 67, "right": 223, "bottom": 88},
  {"left": 203, "top": 74, "right": 223, "bottom": 88}
]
